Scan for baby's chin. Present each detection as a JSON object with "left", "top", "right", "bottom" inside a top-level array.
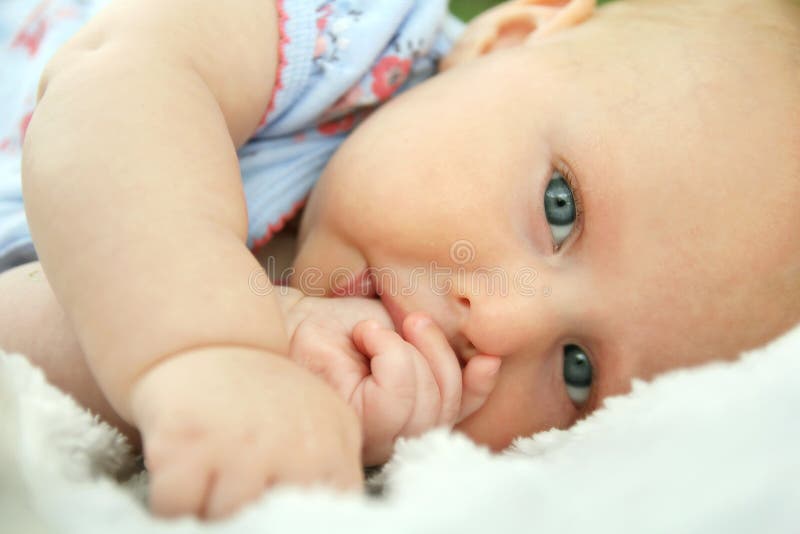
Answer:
[{"left": 453, "top": 417, "right": 517, "bottom": 453}]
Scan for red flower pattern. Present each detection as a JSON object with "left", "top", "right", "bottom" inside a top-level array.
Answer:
[
  {"left": 11, "top": 1, "right": 51, "bottom": 57},
  {"left": 317, "top": 113, "right": 356, "bottom": 136},
  {"left": 19, "top": 111, "right": 34, "bottom": 142},
  {"left": 370, "top": 56, "right": 412, "bottom": 101}
]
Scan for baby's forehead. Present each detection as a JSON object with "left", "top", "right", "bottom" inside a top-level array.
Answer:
[{"left": 596, "top": 167, "right": 799, "bottom": 362}]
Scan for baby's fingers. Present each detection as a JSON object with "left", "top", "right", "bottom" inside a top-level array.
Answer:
[
  {"left": 457, "top": 355, "right": 502, "bottom": 423},
  {"left": 148, "top": 451, "right": 211, "bottom": 518},
  {"left": 204, "top": 458, "right": 267, "bottom": 519},
  {"left": 353, "top": 320, "right": 416, "bottom": 399},
  {"left": 402, "top": 313, "right": 463, "bottom": 426},
  {"left": 353, "top": 320, "right": 400, "bottom": 358},
  {"left": 352, "top": 320, "right": 418, "bottom": 464}
]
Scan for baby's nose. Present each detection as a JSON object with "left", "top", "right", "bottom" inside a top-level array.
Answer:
[{"left": 455, "top": 289, "right": 560, "bottom": 358}]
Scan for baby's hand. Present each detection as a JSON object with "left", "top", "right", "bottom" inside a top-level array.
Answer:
[
  {"left": 351, "top": 314, "right": 501, "bottom": 465},
  {"left": 130, "top": 347, "right": 362, "bottom": 519},
  {"left": 290, "top": 309, "right": 501, "bottom": 465}
]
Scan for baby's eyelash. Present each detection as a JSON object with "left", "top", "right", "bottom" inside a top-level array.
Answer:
[
  {"left": 558, "top": 163, "right": 584, "bottom": 223},
  {"left": 552, "top": 160, "right": 584, "bottom": 253}
]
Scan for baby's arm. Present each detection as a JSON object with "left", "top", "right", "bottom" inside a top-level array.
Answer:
[
  {"left": 23, "top": 0, "right": 361, "bottom": 518},
  {"left": 25, "top": 0, "right": 280, "bottom": 420}
]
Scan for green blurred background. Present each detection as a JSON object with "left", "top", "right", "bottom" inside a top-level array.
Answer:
[{"left": 450, "top": 0, "right": 615, "bottom": 21}]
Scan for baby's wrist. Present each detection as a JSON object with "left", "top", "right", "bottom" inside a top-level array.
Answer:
[
  {"left": 277, "top": 288, "right": 321, "bottom": 340},
  {"left": 127, "top": 345, "right": 297, "bottom": 428},
  {"left": 273, "top": 286, "right": 306, "bottom": 316}
]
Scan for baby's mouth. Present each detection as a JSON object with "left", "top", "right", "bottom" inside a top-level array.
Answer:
[
  {"left": 331, "top": 267, "right": 377, "bottom": 298},
  {"left": 375, "top": 283, "right": 406, "bottom": 334},
  {"left": 365, "top": 266, "right": 482, "bottom": 368},
  {"left": 449, "top": 335, "right": 478, "bottom": 369},
  {"left": 375, "top": 281, "right": 475, "bottom": 369}
]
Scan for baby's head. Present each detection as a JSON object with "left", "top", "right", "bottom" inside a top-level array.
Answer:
[{"left": 292, "top": 0, "right": 800, "bottom": 448}]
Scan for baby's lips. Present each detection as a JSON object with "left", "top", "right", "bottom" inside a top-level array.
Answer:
[{"left": 331, "top": 267, "right": 376, "bottom": 297}]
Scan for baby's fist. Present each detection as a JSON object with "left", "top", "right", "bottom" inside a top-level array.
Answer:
[
  {"left": 350, "top": 313, "right": 501, "bottom": 465},
  {"left": 130, "top": 347, "right": 363, "bottom": 519}
]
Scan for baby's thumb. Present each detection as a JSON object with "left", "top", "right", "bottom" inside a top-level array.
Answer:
[{"left": 456, "top": 355, "right": 501, "bottom": 423}]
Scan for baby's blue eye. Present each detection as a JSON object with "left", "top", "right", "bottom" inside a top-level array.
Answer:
[
  {"left": 563, "top": 344, "right": 592, "bottom": 406},
  {"left": 544, "top": 172, "right": 576, "bottom": 247}
]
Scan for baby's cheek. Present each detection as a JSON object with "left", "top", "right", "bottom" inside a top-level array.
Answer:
[{"left": 455, "top": 360, "right": 571, "bottom": 449}]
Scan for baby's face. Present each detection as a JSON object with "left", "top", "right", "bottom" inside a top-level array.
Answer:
[{"left": 293, "top": 0, "right": 800, "bottom": 448}]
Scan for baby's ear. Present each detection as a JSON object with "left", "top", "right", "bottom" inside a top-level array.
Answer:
[{"left": 442, "top": 0, "right": 595, "bottom": 70}]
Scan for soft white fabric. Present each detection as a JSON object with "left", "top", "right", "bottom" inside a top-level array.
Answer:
[{"left": 2, "top": 323, "right": 799, "bottom": 533}]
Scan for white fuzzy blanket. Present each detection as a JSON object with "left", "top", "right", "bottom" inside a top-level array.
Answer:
[{"left": 2, "top": 324, "right": 799, "bottom": 534}]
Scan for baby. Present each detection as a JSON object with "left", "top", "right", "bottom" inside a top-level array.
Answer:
[{"left": 1, "top": 0, "right": 800, "bottom": 521}]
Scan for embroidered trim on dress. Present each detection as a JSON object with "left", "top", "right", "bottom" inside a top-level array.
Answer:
[
  {"left": 257, "top": 0, "right": 291, "bottom": 129},
  {"left": 251, "top": 198, "right": 307, "bottom": 250}
]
